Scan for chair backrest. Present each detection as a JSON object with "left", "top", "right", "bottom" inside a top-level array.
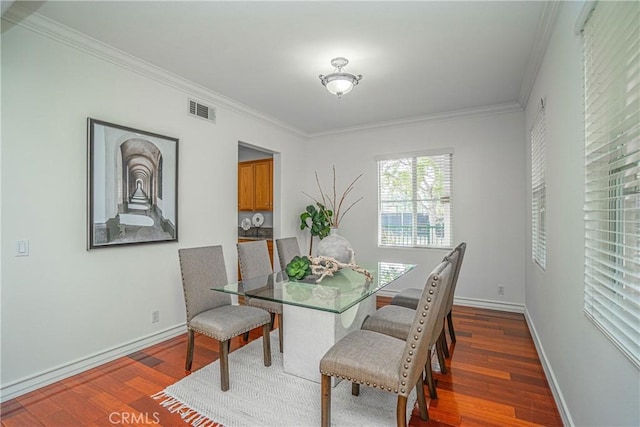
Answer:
[
  {"left": 397, "top": 259, "right": 453, "bottom": 397},
  {"left": 275, "top": 237, "right": 301, "bottom": 272},
  {"left": 237, "top": 240, "right": 273, "bottom": 280},
  {"left": 178, "top": 246, "right": 232, "bottom": 323},
  {"left": 432, "top": 249, "right": 459, "bottom": 343},
  {"left": 444, "top": 242, "right": 467, "bottom": 313}
]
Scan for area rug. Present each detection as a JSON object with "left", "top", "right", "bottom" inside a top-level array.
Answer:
[{"left": 153, "top": 331, "right": 418, "bottom": 427}]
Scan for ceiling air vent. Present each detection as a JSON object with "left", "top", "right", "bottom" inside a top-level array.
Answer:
[{"left": 188, "top": 98, "right": 216, "bottom": 124}]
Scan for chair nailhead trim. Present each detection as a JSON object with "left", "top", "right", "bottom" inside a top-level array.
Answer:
[{"left": 401, "top": 389, "right": 405, "bottom": 393}]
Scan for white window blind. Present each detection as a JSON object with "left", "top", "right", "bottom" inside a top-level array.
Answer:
[
  {"left": 531, "top": 103, "right": 547, "bottom": 270},
  {"left": 377, "top": 150, "right": 453, "bottom": 248},
  {"left": 583, "top": 1, "right": 640, "bottom": 368}
]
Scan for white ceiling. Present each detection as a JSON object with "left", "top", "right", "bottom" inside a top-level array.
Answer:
[{"left": 10, "top": 1, "right": 554, "bottom": 136}]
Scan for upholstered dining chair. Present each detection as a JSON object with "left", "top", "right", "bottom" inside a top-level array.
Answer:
[
  {"left": 361, "top": 250, "right": 459, "bottom": 399},
  {"left": 178, "top": 245, "right": 272, "bottom": 391},
  {"left": 275, "top": 237, "right": 301, "bottom": 272},
  {"left": 391, "top": 242, "right": 467, "bottom": 348},
  {"left": 237, "top": 240, "right": 284, "bottom": 353},
  {"left": 320, "top": 260, "right": 453, "bottom": 426}
]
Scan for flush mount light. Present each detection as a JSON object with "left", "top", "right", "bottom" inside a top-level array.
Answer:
[{"left": 319, "top": 57, "right": 362, "bottom": 98}]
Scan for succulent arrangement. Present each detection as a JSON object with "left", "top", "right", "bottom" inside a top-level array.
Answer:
[{"left": 285, "top": 256, "right": 312, "bottom": 280}]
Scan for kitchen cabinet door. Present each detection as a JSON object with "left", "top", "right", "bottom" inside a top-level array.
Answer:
[
  {"left": 238, "top": 162, "right": 255, "bottom": 211},
  {"left": 253, "top": 159, "right": 273, "bottom": 210}
]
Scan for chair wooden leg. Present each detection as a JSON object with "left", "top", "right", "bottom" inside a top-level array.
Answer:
[
  {"left": 277, "top": 313, "right": 283, "bottom": 353},
  {"left": 424, "top": 348, "right": 438, "bottom": 399},
  {"left": 415, "top": 377, "right": 429, "bottom": 421},
  {"left": 270, "top": 312, "right": 276, "bottom": 330},
  {"left": 262, "top": 324, "right": 272, "bottom": 367},
  {"left": 220, "top": 340, "right": 230, "bottom": 392},
  {"left": 447, "top": 310, "right": 456, "bottom": 343},
  {"left": 396, "top": 395, "right": 408, "bottom": 427},
  {"left": 185, "top": 329, "right": 195, "bottom": 371},
  {"left": 321, "top": 374, "right": 331, "bottom": 427},
  {"left": 352, "top": 382, "right": 360, "bottom": 396},
  {"left": 440, "top": 326, "right": 450, "bottom": 358},
  {"left": 243, "top": 331, "right": 249, "bottom": 342},
  {"left": 436, "top": 338, "right": 447, "bottom": 375}
]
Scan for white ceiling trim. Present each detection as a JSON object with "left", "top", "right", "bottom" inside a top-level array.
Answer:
[
  {"left": 308, "top": 101, "right": 523, "bottom": 139},
  {"left": 517, "top": 1, "right": 562, "bottom": 108},
  {"left": 2, "top": 5, "right": 306, "bottom": 138}
]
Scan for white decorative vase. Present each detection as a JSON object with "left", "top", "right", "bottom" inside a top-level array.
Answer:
[{"left": 316, "top": 227, "right": 354, "bottom": 264}]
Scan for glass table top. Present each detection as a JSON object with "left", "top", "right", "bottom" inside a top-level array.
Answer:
[{"left": 212, "top": 262, "right": 416, "bottom": 314}]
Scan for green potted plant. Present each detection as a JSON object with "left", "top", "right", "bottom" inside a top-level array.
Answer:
[{"left": 299, "top": 203, "right": 332, "bottom": 255}]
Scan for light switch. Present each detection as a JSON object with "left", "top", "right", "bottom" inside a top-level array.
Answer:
[{"left": 16, "top": 240, "right": 29, "bottom": 257}]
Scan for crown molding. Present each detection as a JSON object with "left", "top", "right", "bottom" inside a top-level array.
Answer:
[
  {"left": 2, "top": 5, "right": 306, "bottom": 138},
  {"left": 307, "top": 102, "right": 524, "bottom": 139},
  {"left": 517, "top": 1, "right": 561, "bottom": 108}
]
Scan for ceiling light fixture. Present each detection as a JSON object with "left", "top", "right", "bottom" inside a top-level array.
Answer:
[{"left": 319, "top": 57, "right": 362, "bottom": 98}]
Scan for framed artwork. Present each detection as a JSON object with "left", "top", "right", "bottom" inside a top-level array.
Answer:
[{"left": 87, "top": 118, "right": 179, "bottom": 249}]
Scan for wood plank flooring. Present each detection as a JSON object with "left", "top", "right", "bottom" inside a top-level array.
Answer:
[{"left": 1, "top": 302, "right": 562, "bottom": 426}]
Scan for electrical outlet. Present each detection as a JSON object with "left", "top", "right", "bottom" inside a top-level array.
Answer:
[
  {"left": 152, "top": 310, "right": 160, "bottom": 323},
  {"left": 497, "top": 286, "right": 505, "bottom": 296}
]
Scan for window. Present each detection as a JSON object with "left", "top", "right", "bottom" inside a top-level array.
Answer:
[
  {"left": 531, "top": 103, "right": 546, "bottom": 270},
  {"left": 582, "top": 1, "right": 640, "bottom": 368},
  {"left": 377, "top": 150, "right": 453, "bottom": 248}
]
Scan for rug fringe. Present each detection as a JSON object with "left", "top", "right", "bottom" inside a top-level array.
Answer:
[{"left": 152, "top": 391, "right": 221, "bottom": 427}]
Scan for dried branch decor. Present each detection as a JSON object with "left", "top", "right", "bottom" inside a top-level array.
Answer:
[
  {"left": 309, "top": 255, "right": 373, "bottom": 283},
  {"left": 304, "top": 166, "right": 363, "bottom": 228}
]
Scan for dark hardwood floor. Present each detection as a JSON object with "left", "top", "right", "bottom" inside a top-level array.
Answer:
[{"left": 1, "top": 301, "right": 562, "bottom": 426}]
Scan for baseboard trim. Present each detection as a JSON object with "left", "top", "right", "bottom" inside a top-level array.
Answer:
[
  {"left": 377, "top": 291, "right": 525, "bottom": 314},
  {"left": 0, "top": 323, "right": 186, "bottom": 402},
  {"left": 524, "top": 308, "right": 574, "bottom": 426}
]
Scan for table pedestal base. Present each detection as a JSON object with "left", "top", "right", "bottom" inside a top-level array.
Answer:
[{"left": 282, "top": 296, "right": 376, "bottom": 385}]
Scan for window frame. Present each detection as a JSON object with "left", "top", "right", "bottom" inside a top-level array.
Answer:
[
  {"left": 376, "top": 149, "right": 454, "bottom": 249},
  {"left": 531, "top": 102, "right": 547, "bottom": 271},
  {"left": 581, "top": 0, "right": 640, "bottom": 369}
]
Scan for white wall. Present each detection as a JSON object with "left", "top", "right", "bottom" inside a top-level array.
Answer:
[
  {"left": 305, "top": 110, "right": 526, "bottom": 309},
  {"left": 524, "top": 3, "right": 640, "bottom": 426},
  {"left": 0, "top": 22, "right": 307, "bottom": 397}
]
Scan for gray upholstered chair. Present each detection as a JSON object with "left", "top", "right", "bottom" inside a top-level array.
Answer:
[
  {"left": 275, "top": 237, "right": 301, "bottom": 272},
  {"left": 391, "top": 242, "right": 467, "bottom": 348},
  {"left": 237, "top": 240, "right": 284, "bottom": 353},
  {"left": 361, "top": 250, "right": 459, "bottom": 399},
  {"left": 178, "top": 245, "right": 272, "bottom": 391},
  {"left": 320, "top": 260, "right": 453, "bottom": 426}
]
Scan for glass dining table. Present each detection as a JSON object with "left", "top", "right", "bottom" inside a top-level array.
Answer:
[{"left": 212, "top": 262, "right": 416, "bottom": 384}]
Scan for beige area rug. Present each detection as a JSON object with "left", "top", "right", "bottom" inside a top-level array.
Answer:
[{"left": 153, "top": 331, "right": 418, "bottom": 427}]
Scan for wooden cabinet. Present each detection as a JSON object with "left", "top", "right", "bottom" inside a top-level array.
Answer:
[
  {"left": 237, "top": 239, "right": 274, "bottom": 279},
  {"left": 238, "top": 159, "right": 272, "bottom": 211}
]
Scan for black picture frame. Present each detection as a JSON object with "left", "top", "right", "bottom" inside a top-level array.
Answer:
[{"left": 87, "top": 118, "right": 179, "bottom": 249}]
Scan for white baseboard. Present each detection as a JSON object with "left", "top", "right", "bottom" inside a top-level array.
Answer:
[
  {"left": 377, "top": 290, "right": 525, "bottom": 314},
  {"left": 0, "top": 323, "right": 186, "bottom": 402},
  {"left": 452, "top": 296, "right": 525, "bottom": 313},
  {"left": 524, "top": 308, "right": 573, "bottom": 427}
]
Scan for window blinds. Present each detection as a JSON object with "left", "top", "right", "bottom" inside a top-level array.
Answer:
[
  {"left": 531, "top": 104, "right": 546, "bottom": 270},
  {"left": 377, "top": 150, "right": 453, "bottom": 248},
  {"left": 583, "top": 1, "right": 640, "bottom": 368}
]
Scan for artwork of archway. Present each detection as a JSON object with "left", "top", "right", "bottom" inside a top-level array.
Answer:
[{"left": 88, "top": 118, "right": 178, "bottom": 249}]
